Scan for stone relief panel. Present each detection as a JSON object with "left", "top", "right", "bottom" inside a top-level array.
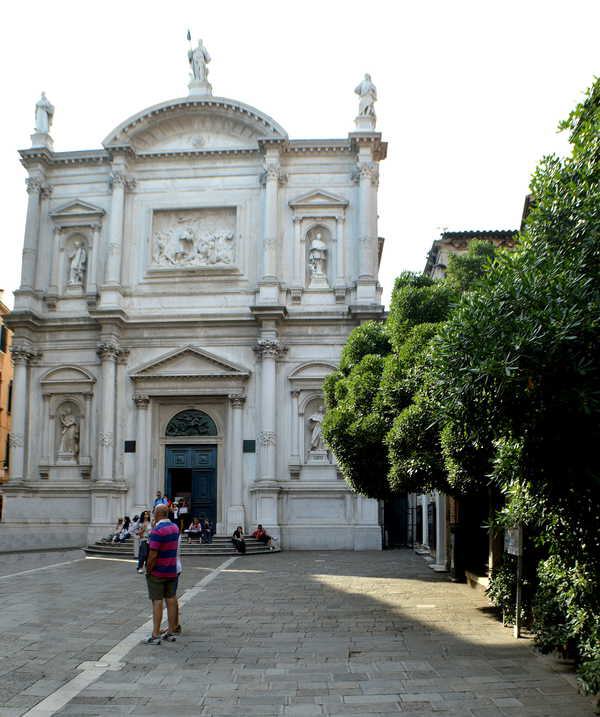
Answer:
[{"left": 150, "top": 208, "right": 237, "bottom": 269}]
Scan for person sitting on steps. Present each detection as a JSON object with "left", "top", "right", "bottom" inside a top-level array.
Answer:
[
  {"left": 252, "top": 523, "right": 275, "bottom": 550},
  {"left": 232, "top": 526, "right": 246, "bottom": 554}
]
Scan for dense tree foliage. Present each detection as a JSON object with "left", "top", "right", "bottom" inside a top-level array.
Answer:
[{"left": 429, "top": 78, "right": 600, "bottom": 696}]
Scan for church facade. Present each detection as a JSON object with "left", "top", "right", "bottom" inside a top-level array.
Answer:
[{"left": 1, "top": 54, "right": 386, "bottom": 551}]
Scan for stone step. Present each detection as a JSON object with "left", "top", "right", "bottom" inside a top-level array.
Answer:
[{"left": 85, "top": 536, "right": 279, "bottom": 557}]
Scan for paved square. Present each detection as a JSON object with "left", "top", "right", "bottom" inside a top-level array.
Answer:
[{"left": 0, "top": 550, "right": 594, "bottom": 716}]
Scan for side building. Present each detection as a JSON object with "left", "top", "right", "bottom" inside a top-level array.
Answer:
[
  {"left": 0, "top": 50, "right": 386, "bottom": 552},
  {"left": 0, "top": 291, "right": 13, "bottom": 486},
  {"left": 416, "top": 229, "right": 518, "bottom": 579}
]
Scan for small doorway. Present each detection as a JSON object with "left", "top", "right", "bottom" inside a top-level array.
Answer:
[{"left": 165, "top": 445, "right": 217, "bottom": 526}]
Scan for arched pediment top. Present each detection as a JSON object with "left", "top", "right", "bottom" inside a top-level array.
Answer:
[
  {"left": 41, "top": 365, "right": 96, "bottom": 385},
  {"left": 102, "top": 96, "right": 288, "bottom": 153},
  {"left": 289, "top": 361, "right": 338, "bottom": 382}
]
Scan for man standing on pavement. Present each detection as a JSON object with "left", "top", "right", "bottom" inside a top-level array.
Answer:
[{"left": 145, "top": 504, "right": 179, "bottom": 644}]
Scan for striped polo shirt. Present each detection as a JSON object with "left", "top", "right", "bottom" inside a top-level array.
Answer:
[{"left": 148, "top": 519, "right": 180, "bottom": 579}]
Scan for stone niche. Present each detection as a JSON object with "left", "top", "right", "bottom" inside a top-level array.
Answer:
[
  {"left": 148, "top": 207, "right": 238, "bottom": 273},
  {"left": 39, "top": 366, "right": 96, "bottom": 480}
]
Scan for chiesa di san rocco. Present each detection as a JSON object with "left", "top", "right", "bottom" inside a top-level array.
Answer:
[{"left": 2, "top": 42, "right": 387, "bottom": 551}]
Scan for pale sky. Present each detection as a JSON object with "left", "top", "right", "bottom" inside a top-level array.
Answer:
[{"left": 2, "top": 0, "right": 598, "bottom": 308}]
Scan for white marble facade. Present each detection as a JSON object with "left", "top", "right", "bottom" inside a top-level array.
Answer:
[{"left": 1, "top": 59, "right": 386, "bottom": 551}]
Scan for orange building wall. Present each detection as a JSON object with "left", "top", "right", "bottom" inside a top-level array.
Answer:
[{"left": 0, "top": 293, "right": 13, "bottom": 483}]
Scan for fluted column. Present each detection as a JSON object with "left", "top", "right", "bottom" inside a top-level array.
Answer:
[
  {"left": 254, "top": 339, "right": 286, "bottom": 482},
  {"left": 85, "top": 223, "right": 100, "bottom": 300},
  {"left": 97, "top": 342, "right": 120, "bottom": 481},
  {"left": 290, "top": 390, "right": 301, "bottom": 465},
  {"left": 262, "top": 161, "right": 284, "bottom": 282},
  {"left": 357, "top": 160, "right": 379, "bottom": 281},
  {"left": 9, "top": 347, "right": 35, "bottom": 481},
  {"left": 430, "top": 491, "right": 448, "bottom": 571},
  {"left": 421, "top": 494, "right": 429, "bottom": 548},
  {"left": 20, "top": 177, "right": 45, "bottom": 291},
  {"left": 133, "top": 393, "right": 150, "bottom": 507},
  {"left": 34, "top": 184, "right": 53, "bottom": 293},
  {"left": 103, "top": 169, "right": 134, "bottom": 289},
  {"left": 226, "top": 394, "right": 246, "bottom": 533}
]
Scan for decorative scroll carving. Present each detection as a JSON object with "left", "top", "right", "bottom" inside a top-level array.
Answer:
[
  {"left": 165, "top": 409, "right": 217, "bottom": 437},
  {"left": 253, "top": 339, "right": 287, "bottom": 360},
  {"left": 9, "top": 433, "right": 25, "bottom": 448},
  {"left": 99, "top": 432, "right": 113, "bottom": 447},
  {"left": 151, "top": 208, "right": 236, "bottom": 268},
  {"left": 258, "top": 430, "right": 277, "bottom": 446},
  {"left": 354, "top": 161, "right": 379, "bottom": 186}
]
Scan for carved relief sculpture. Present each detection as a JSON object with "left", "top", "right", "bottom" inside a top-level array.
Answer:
[
  {"left": 151, "top": 208, "right": 236, "bottom": 269},
  {"left": 67, "top": 241, "right": 87, "bottom": 285}
]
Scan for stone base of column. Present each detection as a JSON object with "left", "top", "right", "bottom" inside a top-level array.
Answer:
[
  {"left": 226, "top": 505, "right": 246, "bottom": 535},
  {"left": 250, "top": 483, "right": 281, "bottom": 539},
  {"left": 97, "top": 287, "right": 123, "bottom": 310},
  {"left": 256, "top": 281, "right": 280, "bottom": 305},
  {"left": 429, "top": 562, "right": 448, "bottom": 572},
  {"left": 355, "top": 278, "right": 378, "bottom": 303}
]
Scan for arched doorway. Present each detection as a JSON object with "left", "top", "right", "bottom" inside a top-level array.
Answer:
[{"left": 164, "top": 409, "right": 218, "bottom": 525}]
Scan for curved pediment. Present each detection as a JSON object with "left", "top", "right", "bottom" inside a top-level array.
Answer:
[{"left": 103, "top": 96, "right": 287, "bottom": 153}]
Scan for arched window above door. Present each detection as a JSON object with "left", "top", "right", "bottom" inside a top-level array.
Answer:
[{"left": 165, "top": 409, "right": 217, "bottom": 437}]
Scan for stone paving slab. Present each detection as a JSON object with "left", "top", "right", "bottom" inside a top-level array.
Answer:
[{"left": 0, "top": 550, "right": 596, "bottom": 716}]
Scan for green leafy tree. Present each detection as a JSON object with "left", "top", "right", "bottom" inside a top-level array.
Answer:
[{"left": 429, "top": 78, "right": 600, "bottom": 694}]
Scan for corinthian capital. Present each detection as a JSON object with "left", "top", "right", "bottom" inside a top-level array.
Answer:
[
  {"left": 253, "top": 339, "right": 287, "bottom": 360},
  {"left": 110, "top": 171, "right": 136, "bottom": 191},
  {"left": 25, "top": 176, "right": 44, "bottom": 195},
  {"left": 97, "top": 341, "right": 121, "bottom": 361},
  {"left": 228, "top": 393, "right": 246, "bottom": 408},
  {"left": 353, "top": 161, "right": 379, "bottom": 186},
  {"left": 133, "top": 393, "right": 150, "bottom": 408},
  {"left": 261, "top": 162, "right": 287, "bottom": 187},
  {"left": 11, "top": 345, "right": 37, "bottom": 365}
]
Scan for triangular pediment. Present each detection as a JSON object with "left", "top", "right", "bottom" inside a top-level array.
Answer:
[
  {"left": 131, "top": 345, "right": 249, "bottom": 381},
  {"left": 50, "top": 200, "right": 105, "bottom": 218},
  {"left": 289, "top": 189, "right": 349, "bottom": 209}
]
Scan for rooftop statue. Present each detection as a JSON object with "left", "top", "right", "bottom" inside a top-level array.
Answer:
[
  {"left": 34, "top": 92, "right": 54, "bottom": 134},
  {"left": 188, "top": 38, "right": 211, "bottom": 82},
  {"left": 355, "top": 74, "right": 377, "bottom": 119}
]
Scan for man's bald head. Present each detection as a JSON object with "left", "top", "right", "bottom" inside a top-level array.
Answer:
[{"left": 155, "top": 504, "right": 169, "bottom": 519}]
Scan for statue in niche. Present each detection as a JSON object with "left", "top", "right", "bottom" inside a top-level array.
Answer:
[
  {"left": 35, "top": 92, "right": 54, "bottom": 134},
  {"left": 355, "top": 73, "right": 377, "bottom": 118},
  {"left": 67, "top": 241, "right": 87, "bottom": 285},
  {"left": 308, "top": 405, "right": 326, "bottom": 451},
  {"left": 58, "top": 405, "right": 80, "bottom": 458},
  {"left": 308, "top": 232, "right": 328, "bottom": 287},
  {"left": 188, "top": 38, "right": 211, "bottom": 82}
]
